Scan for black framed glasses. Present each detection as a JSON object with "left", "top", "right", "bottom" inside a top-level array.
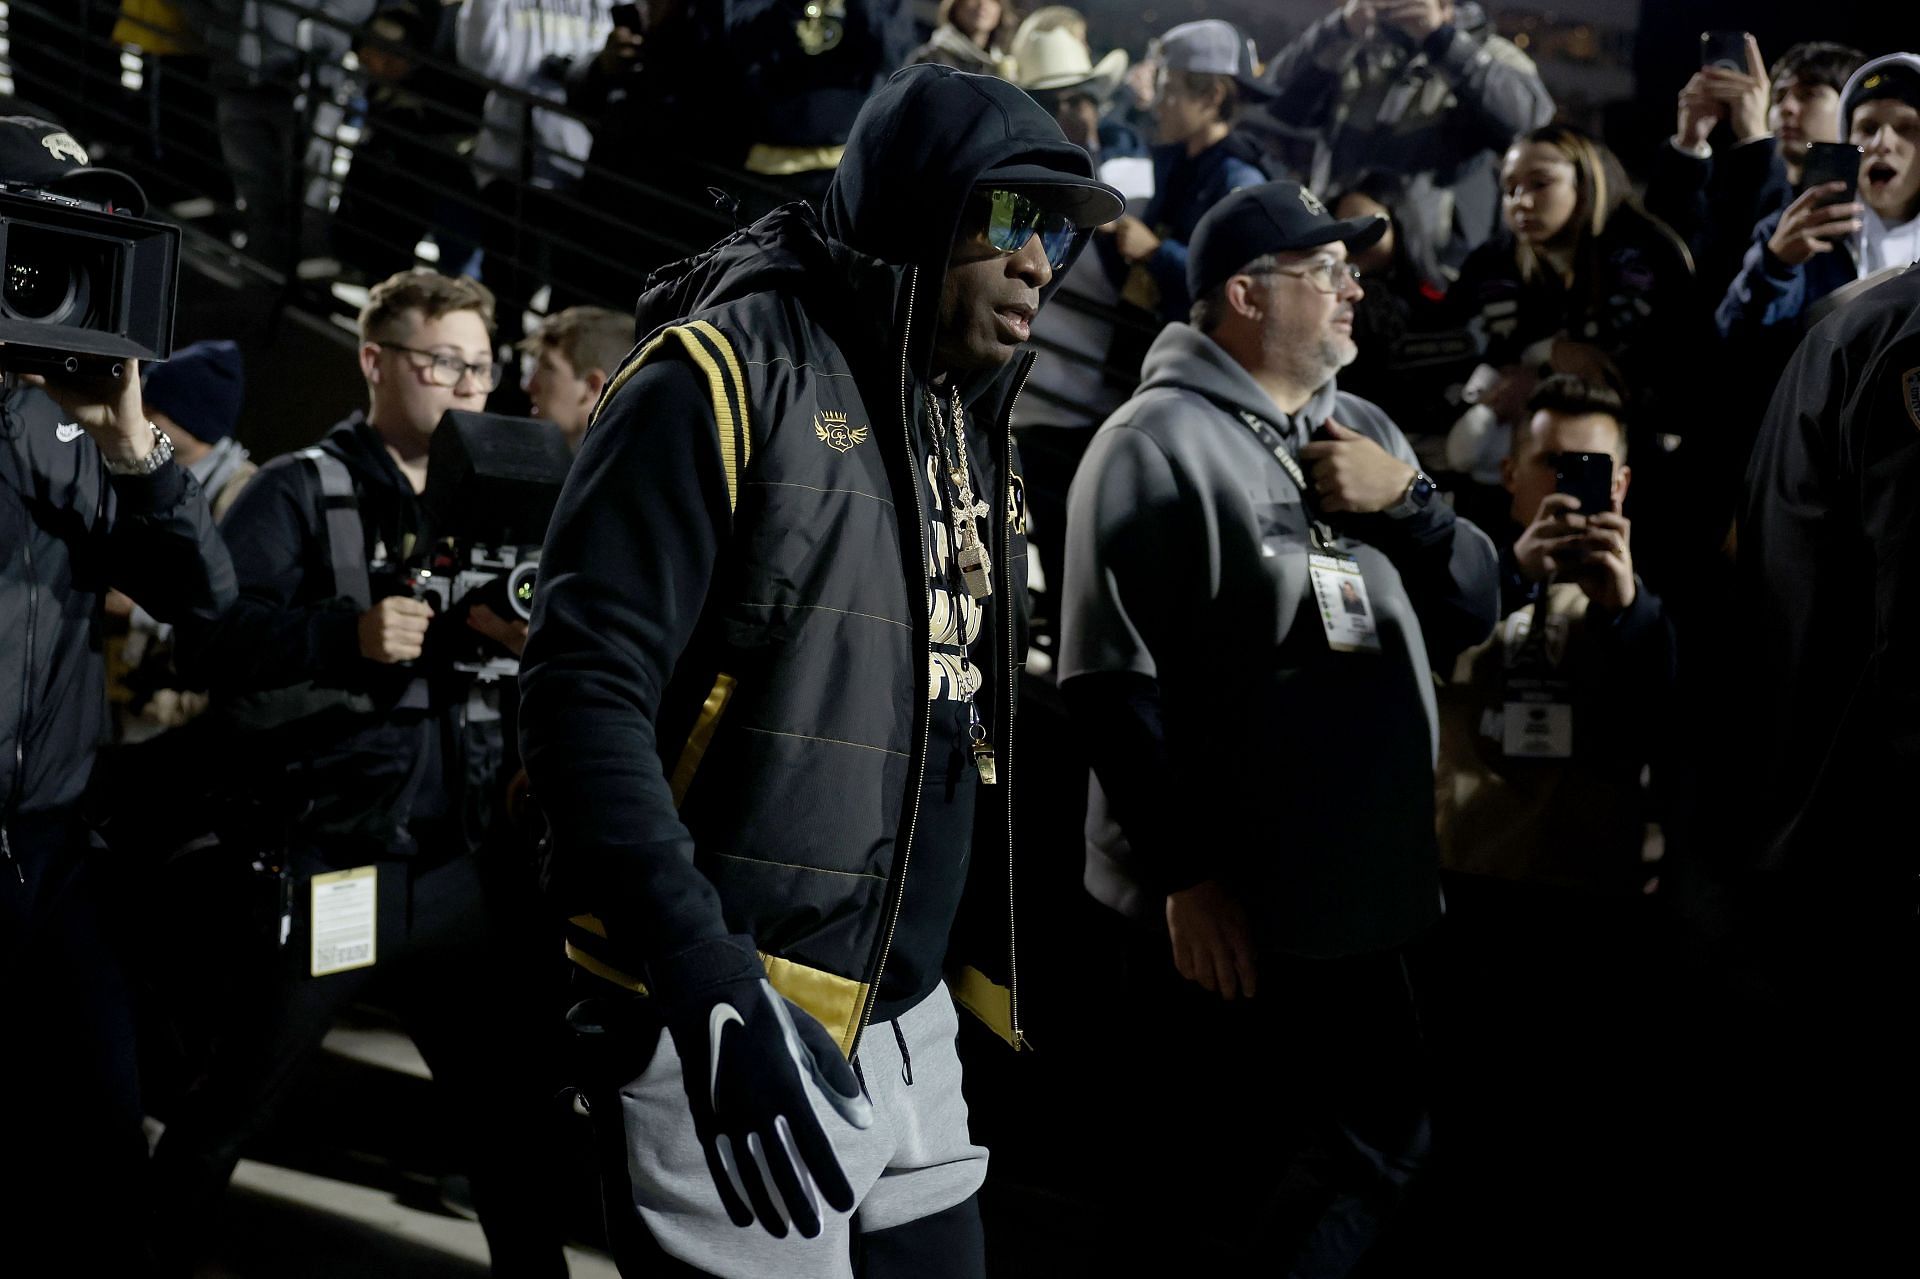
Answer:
[
  {"left": 1254, "top": 257, "right": 1363, "bottom": 295},
  {"left": 979, "top": 188, "right": 1078, "bottom": 270},
  {"left": 375, "top": 341, "right": 505, "bottom": 391}
]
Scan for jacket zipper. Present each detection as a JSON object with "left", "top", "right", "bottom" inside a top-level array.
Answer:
[
  {"left": 1001, "top": 352, "right": 1035, "bottom": 1049},
  {"left": 856, "top": 265, "right": 932, "bottom": 1052},
  {"left": 4, "top": 513, "right": 36, "bottom": 883}
]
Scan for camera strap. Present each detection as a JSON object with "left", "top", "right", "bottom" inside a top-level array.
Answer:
[{"left": 295, "top": 448, "right": 371, "bottom": 611}]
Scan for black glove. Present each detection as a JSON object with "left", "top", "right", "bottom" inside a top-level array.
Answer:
[{"left": 649, "top": 934, "right": 874, "bottom": 1238}]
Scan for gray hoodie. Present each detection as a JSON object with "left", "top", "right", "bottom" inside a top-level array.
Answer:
[{"left": 1059, "top": 323, "right": 1498, "bottom": 956}]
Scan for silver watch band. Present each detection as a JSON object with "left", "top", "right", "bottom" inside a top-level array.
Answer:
[{"left": 102, "top": 422, "right": 173, "bottom": 477}]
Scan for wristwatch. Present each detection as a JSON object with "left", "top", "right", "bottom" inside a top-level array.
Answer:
[
  {"left": 1386, "top": 469, "right": 1437, "bottom": 519},
  {"left": 102, "top": 422, "right": 174, "bottom": 477}
]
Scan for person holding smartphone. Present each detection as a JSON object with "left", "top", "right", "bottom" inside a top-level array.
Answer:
[
  {"left": 1648, "top": 37, "right": 1864, "bottom": 299},
  {"left": 1429, "top": 372, "right": 1677, "bottom": 1265},
  {"left": 1716, "top": 52, "right": 1920, "bottom": 346}
]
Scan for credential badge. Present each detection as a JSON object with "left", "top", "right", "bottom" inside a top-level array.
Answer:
[{"left": 814, "top": 409, "right": 869, "bottom": 453}]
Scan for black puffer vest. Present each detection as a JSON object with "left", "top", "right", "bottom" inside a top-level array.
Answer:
[{"left": 562, "top": 207, "right": 1035, "bottom": 1055}]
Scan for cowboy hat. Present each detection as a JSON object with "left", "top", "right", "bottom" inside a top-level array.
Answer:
[{"left": 1011, "top": 21, "right": 1129, "bottom": 100}]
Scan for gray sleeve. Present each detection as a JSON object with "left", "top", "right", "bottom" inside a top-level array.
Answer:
[
  {"left": 1264, "top": 9, "right": 1359, "bottom": 124},
  {"left": 1059, "top": 423, "right": 1201, "bottom": 683},
  {"left": 1428, "top": 30, "right": 1554, "bottom": 152}
]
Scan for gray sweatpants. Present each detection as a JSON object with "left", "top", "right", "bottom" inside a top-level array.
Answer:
[{"left": 617, "top": 982, "right": 989, "bottom": 1278}]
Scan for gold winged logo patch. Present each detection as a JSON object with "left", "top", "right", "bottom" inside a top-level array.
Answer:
[
  {"left": 40, "top": 131, "right": 89, "bottom": 166},
  {"left": 814, "top": 410, "right": 869, "bottom": 453}
]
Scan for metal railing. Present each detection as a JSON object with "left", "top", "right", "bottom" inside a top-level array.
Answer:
[{"left": 2, "top": 0, "right": 1157, "bottom": 408}]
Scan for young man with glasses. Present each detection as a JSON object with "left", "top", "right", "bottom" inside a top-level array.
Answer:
[
  {"left": 1059, "top": 181, "right": 1499, "bottom": 1274},
  {"left": 520, "top": 64, "right": 1121, "bottom": 1278},
  {"left": 155, "top": 269, "right": 567, "bottom": 1276}
]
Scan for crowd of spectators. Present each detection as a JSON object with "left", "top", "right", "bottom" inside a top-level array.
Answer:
[{"left": 7, "top": 1, "right": 1920, "bottom": 1274}]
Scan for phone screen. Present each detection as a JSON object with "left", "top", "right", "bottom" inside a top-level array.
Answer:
[
  {"left": 1800, "top": 142, "right": 1863, "bottom": 204},
  {"left": 1699, "top": 30, "right": 1746, "bottom": 70},
  {"left": 1553, "top": 452, "right": 1614, "bottom": 519}
]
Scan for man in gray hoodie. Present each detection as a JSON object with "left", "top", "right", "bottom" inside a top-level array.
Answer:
[{"left": 1059, "top": 180, "right": 1499, "bottom": 1276}]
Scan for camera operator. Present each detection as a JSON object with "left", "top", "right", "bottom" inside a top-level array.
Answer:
[
  {"left": 0, "top": 116, "right": 236, "bottom": 1269},
  {"left": 158, "top": 269, "right": 566, "bottom": 1276}
]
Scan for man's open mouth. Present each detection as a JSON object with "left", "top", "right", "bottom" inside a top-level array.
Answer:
[
  {"left": 1866, "top": 162, "right": 1900, "bottom": 186},
  {"left": 995, "top": 304, "right": 1035, "bottom": 341}
]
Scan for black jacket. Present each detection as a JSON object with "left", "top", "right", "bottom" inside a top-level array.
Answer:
[
  {"left": 177, "top": 415, "right": 497, "bottom": 861},
  {"left": 1449, "top": 206, "right": 1703, "bottom": 435},
  {"left": 1643, "top": 136, "right": 1791, "bottom": 304},
  {"left": 521, "top": 65, "right": 1108, "bottom": 1055},
  {"left": 0, "top": 383, "right": 235, "bottom": 865},
  {"left": 721, "top": 0, "right": 916, "bottom": 150},
  {"left": 1735, "top": 264, "right": 1920, "bottom": 927}
]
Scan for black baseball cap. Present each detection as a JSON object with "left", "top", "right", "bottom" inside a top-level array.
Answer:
[
  {"left": 0, "top": 115, "right": 148, "bottom": 215},
  {"left": 1188, "top": 181, "right": 1386, "bottom": 301}
]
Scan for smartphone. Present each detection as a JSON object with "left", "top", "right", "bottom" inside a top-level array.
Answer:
[
  {"left": 1800, "top": 141, "right": 1863, "bottom": 204},
  {"left": 1699, "top": 30, "right": 1746, "bottom": 71},
  {"left": 1554, "top": 452, "right": 1614, "bottom": 519},
  {"left": 610, "top": 2, "right": 643, "bottom": 32}
]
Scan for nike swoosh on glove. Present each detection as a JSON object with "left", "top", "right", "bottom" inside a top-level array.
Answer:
[{"left": 649, "top": 934, "right": 874, "bottom": 1238}]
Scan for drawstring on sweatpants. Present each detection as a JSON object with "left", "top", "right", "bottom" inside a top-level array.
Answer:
[{"left": 891, "top": 1019, "right": 913, "bottom": 1086}]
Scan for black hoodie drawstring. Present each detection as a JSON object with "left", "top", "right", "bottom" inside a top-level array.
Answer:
[{"left": 891, "top": 1019, "right": 913, "bottom": 1086}]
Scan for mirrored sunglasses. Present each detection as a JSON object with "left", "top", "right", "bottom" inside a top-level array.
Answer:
[{"left": 982, "top": 188, "right": 1078, "bottom": 270}]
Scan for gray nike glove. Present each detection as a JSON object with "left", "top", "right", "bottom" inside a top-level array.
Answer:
[{"left": 650, "top": 934, "right": 874, "bottom": 1238}]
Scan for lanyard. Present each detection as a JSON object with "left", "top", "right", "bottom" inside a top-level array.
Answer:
[{"left": 1232, "top": 408, "right": 1340, "bottom": 554}]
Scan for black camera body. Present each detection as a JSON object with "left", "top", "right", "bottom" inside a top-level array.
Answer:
[
  {"left": 404, "top": 542, "right": 543, "bottom": 682},
  {"left": 0, "top": 182, "right": 179, "bottom": 374},
  {"left": 398, "top": 410, "right": 572, "bottom": 682}
]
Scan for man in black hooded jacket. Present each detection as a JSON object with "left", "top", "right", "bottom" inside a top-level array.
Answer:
[{"left": 520, "top": 65, "right": 1122, "bottom": 1277}]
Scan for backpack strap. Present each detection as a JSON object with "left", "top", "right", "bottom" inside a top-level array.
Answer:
[{"left": 292, "top": 447, "right": 371, "bottom": 611}]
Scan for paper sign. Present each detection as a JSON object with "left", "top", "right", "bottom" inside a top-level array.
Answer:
[{"left": 311, "top": 865, "right": 377, "bottom": 978}]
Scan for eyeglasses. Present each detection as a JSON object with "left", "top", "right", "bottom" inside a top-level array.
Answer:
[
  {"left": 979, "top": 188, "right": 1078, "bottom": 270},
  {"left": 1252, "top": 257, "right": 1363, "bottom": 295},
  {"left": 375, "top": 341, "right": 505, "bottom": 391}
]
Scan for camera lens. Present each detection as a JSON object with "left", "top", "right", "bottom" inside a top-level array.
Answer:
[
  {"left": 3, "top": 227, "right": 84, "bottom": 323},
  {"left": 507, "top": 560, "right": 539, "bottom": 622}
]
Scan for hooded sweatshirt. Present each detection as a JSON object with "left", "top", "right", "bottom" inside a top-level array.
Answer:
[
  {"left": 521, "top": 66, "right": 1117, "bottom": 1043},
  {"left": 1058, "top": 323, "right": 1499, "bottom": 957},
  {"left": 1719, "top": 53, "right": 1920, "bottom": 341},
  {"left": 1842, "top": 54, "right": 1920, "bottom": 275}
]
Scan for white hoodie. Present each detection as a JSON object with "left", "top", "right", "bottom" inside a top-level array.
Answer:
[
  {"left": 1840, "top": 53, "right": 1920, "bottom": 275},
  {"left": 456, "top": 0, "right": 613, "bottom": 189}
]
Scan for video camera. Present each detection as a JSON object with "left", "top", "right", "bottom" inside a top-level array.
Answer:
[
  {"left": 392, "top": 409, "right": 572, "bottom": 682},
  {"left": 0, "top": 117, "right": 179, "bottom": 377}
]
